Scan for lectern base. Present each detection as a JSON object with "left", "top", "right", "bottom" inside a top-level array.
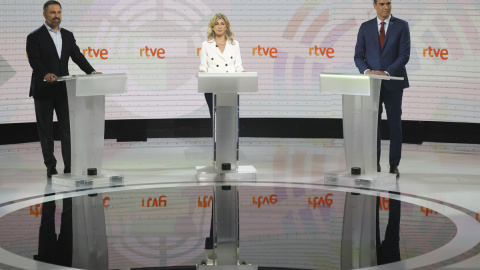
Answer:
[
  {"left": 51, "top": 170, "right": 124, "bottom": 187},
  {"left": 324, "top": 170, "right": 396, "bottom": 187},
  {"left": 196, "top": 166, "right": 257, "bottom": 181},
  {"left": 197, "top": 265, "right": 258, "bottom": 270}
]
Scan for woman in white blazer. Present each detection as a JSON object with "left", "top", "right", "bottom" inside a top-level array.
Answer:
[{"left": 199, "top": 13, "right": 245, "bottom": 117}]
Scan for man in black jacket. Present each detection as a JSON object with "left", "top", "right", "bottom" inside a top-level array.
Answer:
[{"left": 26, "top": 1, "right": 101, "bottom": 178}]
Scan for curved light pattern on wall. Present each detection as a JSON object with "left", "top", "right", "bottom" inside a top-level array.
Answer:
[{"left": 0, "top": 0, "right": 479, "bottom": 124}]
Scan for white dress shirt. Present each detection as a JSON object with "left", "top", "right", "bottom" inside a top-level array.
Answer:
[
  {"left": 377, "top": 15, "right": 391, "bottom": 35},
  {"left": 199, "top": 39, "right": 244, "bottom": 73},
  {"left": 44, "top": 23, "right": 62, "bottom": 58}
]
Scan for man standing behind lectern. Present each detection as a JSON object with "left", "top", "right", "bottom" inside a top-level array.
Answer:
[
  {"left": 27, "top": 1, "right": 102, "bottom": 178},
  {"left": 354, "top": 0, "right": 410, "bottom": 179}
]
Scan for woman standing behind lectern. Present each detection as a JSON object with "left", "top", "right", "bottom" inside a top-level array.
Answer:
[{"left": 199, "top": 13, "right": 245, "bottom": 117}]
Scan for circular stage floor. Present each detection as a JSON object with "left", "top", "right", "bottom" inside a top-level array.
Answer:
[{"left": 0, "top": 138, "right": 479, "bottom": 269}]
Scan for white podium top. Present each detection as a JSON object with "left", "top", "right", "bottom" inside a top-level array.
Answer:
[
  {"left": 319, "top": 73, "right": 403, "bottom": 96},
  {"left": 197, "top": 72, "right": 258, "bottom": 94},
  {"left": 55, "top": 73, "right": 127, "bottom": 96}
]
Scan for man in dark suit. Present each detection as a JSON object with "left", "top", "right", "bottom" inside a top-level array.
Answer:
[
  {"left": 27, "top": 1, "right": 101, "bottom": 178},
  {"left": 354, "top": 0, "right": 410, "bottom": 179}
]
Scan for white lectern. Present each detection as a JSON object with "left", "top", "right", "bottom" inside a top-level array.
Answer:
[
  {"left": 196, "top": 72, "right": 258, "bottom": 180},
  {"left": 319, "top": 73, "right": 403, "bottom": 184},
  {"left": 196, "top": 72, "right": 258, "bottom": 270},
  {"left": 320, "top": 73, "right": 403, "bottom": 269},
  {"left": 52, "top": 74, "right": 127, "bottom": 186}
]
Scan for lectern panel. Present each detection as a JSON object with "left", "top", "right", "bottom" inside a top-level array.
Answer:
[
  {"left": 198, "top": 72, "right": 258, "bottom": 94},
  {"left": 320, "top": 74, "right": 372, "bottom": 96},
  {"left": 319, "top": 73, "right": 404, "bottom": 96},
  {"left": 73, "top": 74, "right": 127, "bottom": 97}
]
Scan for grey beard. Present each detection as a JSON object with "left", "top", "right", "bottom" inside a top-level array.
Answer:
[{"left": 48, "top": 19, "right": 61, "bottom": 27}]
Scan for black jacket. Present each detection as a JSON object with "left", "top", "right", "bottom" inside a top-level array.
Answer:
[{"left": 26, "top": 25, "right": 95, "bottom": 99}]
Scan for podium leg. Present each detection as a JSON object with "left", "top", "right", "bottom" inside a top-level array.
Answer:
[
  {"left": 213, "top": 186, "right": 239, "bottom": 265},
  {"left": 66, "top": 81, "right": 105, "bottom": 176},
  {"left": 342, "top": 78, "right": 381, "bottom": 175},
  {"left": 213, "top": 94, "right": 239, "bottom": 171}
]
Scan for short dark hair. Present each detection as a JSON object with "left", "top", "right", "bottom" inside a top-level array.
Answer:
[
  {"left": 43, "top": 1, "right": 62, "bottom": 12},
  {"left": 374, "top": 0, "right": 391, "bottom": 4}
]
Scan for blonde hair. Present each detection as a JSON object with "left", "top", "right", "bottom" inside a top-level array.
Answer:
[{"left": 207, "top": 13, "right": 235, "bottom": 45}]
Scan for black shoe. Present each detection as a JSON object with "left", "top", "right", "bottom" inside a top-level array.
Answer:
[
  {"left": 389, "top": 165, "right": 400, "bottom": 179},
  {"left": 377, "top": 164, "right": 381, "bottom": 172},
  {"left": 64, "top": 167, "right": 71, "bottom": 174},
  {"left": 47, "top": 167, "right": 58, "bottom": 178}
]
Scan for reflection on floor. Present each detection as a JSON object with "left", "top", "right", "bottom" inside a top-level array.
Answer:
[{"left": 0, "top": 138, "right": 479, "bottom": 270}]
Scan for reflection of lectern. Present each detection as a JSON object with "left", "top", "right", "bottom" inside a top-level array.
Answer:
[
  {"left": 319, "top": 73, "right": 403, "bottom": 184},
  {"left": 52, "top": 74, "right": 127, "bottom": 186},
  {"left": 196, "top": 72, "right": 258, "bottom": 180},
  {"left": 72, "top": 194, "right": 108, "bottom": 269}
]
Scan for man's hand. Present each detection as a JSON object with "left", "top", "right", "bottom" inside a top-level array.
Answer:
[
  {"left": 373, "top": 70, "right": 388, "bottom": 76},
  {"left": 378, "top": 71, "right": 388, "bottom": 76},
  {"left": 44, "top": 73, "right": 57, "bottom": 82},
  {"left": 368, "top": 70, "right": 388, "bottom": 76}
]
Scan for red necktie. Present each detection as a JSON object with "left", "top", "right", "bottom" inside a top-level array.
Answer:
[{"left": 379, "top": 22, "right": 385, "bottom": 49}]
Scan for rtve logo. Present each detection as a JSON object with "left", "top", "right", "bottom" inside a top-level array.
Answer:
[
  {"left": 252, "top": 194, "right": 278, "bottom": 208},
  {"left": 29, "top": 198, "right": 111, "bottom": 218},
  {"left": 142, "top": 196, "right": 167, "bottom": 207},
  {"left": 82, "top": 47, "right": 108, "bottom": 60},
  {"left": 252, "top": 45, "right": 278, "bottom": 58},
  {"left": 198, "top": 196, "right": 213, "bottom": 208},
  {"left": 309, "top": 46, "right": 334, "bottom": 58},
  {"left": 30, "top": 204, "right": 43, "bottom": 217},
  {"left": 420, "top": 206, "right": 438, "bottom": 216},
  {"left": 140, "top": 46, "right": 165, "bottom": 59},
  {"left": 308, "top": 193, "right": 333, "bottom": 209},
  {"left": 423, "top": 46, "right": 448, "bottom": 60}
]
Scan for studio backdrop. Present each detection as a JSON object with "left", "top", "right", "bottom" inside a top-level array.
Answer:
[{"left": 1, "top": 0, "right": 479, "bottom": 124}]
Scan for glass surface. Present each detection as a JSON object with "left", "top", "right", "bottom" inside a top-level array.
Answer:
[{"left": 0, "top": 185, "right": 459, "bottom": 269}]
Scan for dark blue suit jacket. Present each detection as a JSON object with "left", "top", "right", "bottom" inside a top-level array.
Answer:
[
  {"left": 354, "top": 15, "right": 410, "bottom": 91},
  {"left": 26, "top": 25, "right": 95, "bottom": 99}
]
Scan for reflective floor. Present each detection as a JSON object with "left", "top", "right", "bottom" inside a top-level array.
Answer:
[{"left": 0, "top": 138, "right": 479, "bottom": 270}]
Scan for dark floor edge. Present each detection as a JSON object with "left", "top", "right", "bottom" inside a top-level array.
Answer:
[{"left": 2, "top": 118, "right": 480, "bottom": 145}]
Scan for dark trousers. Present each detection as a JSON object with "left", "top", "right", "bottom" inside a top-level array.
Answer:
[
  {"left": 34, "top": 98, "right": 71, "bottom": 169},
  {"left": 35, "top": 198, "right": 73, "bottom": 267},
  {"left": 377, "top": 85, "right": 403, "bottom": 166},
  {"left": 204, "top": 93, "right": 213, "bottom": 118},
  {"left": 376, "top": 195, "right": 401, "bottom": 265}
]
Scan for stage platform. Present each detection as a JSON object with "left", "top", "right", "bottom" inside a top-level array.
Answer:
[{"left": 0, "top": 138, "right": 479, "bottom": 270}]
